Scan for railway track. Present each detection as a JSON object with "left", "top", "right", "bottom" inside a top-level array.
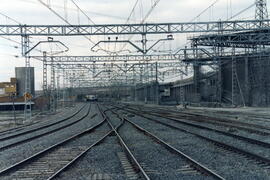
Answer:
[
  {"left": 119, "top": 106, "right": 270, "bottom": 148},
  {"left": 101, "top": 105, "right": 225, "bottom": 180},
  {"left": 114, "top": 105, "right": 270, "bottom": 173},
  {"left": 1, "top": 104, "right": 144, "bottom": 180},
  {"left": 1, "top": 103, "right": 268, "bottom": 179},
  {"left": 125, "top": 104, "right": 270, "bottom": 136},
  {"left": 98, "top": 104, "right": 150, "bottom": 180},
  {"left": 0, "top": 104, "right": 91, "bottom": 151},
  {"left": 0, "top": 103, "right": 87, "bottom": 139},
  {"left": 0, "top": 119, "right": 111, "bottom": 180}
]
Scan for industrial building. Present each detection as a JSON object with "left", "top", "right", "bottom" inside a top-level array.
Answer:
[
  {"left": 0, "top": 67, "right": 35, "bottom": 110},
  {"left": 135, "top": 56, "right": 270, "bottom": 107},
  {"left": 15, "top": 67, "right": 35, "bottom": 97},
  {"left": 1, "top": 1, "right": 270, "bottom": 179},
  {"left": 0, "top": 78, "right": 17, "bottom": 97}
]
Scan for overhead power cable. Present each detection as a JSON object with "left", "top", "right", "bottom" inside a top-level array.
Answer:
[
  {"left": 174, "top": 1, "right": 256, "bottom": 54},
  {"left": 120, "top": 0, "right": 162, "bottom": 52},
  {"left": 0, "top": 11, "right": 63, "bottom": 56},
  {"left": 140, "top": 0, "right": 161, "bottom": 24},
  {"left": 189, "top": 0, "right": 220, "bottom": 22},
  {"left": 0, "top": 12, "right": 22, "bottom": 24},
  {"left": 228, "top": 3, "right": 255, "bottom": 20},
  {"left": 0, "top": 12, "right": 23, "bottom": 48},
  {"left": 38, "top": 0, "right": 96, "bottom": 46},
  {"left": 126, "top": 0, "right": 139, "bottom": 23},
  {"left": 70, "top": 0, "right": 95, "bottom": 24},
  {"left": 24, "top": 0, "right": 132, "bottom": 21}
]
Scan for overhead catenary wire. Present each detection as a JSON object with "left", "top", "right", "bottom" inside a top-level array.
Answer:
[
  {"left": 173, "top": 1, "right": 257, "bottom": 54},
  {"left": 38, "top": 0, "right": 96, "bottom": 46},
  {"left": 228, "top": 3, "right": 255, "bottom": 20},
  {"left": 189, "top": 0, "right": 220, "bottom": 22},
  {"left": 0, "top": 12, "right": 22, "bottom": 25},
  {"left": 0, "top": 12, "right": 22, "bottom": 47},
  {"left": 70, "top": 0, "right": 95, "bottom": 24},
  {"left": 24, "top": 0, "right": 134, "bottom": 21},
  {"left": 120, "top": 0, "right": 162, "bottom": 52},
  {"left": 125, "top": 0, "right": 140, "bottom": 24},
  {"left": 0, "top": 12, "right": 46, "bottom": 55}
]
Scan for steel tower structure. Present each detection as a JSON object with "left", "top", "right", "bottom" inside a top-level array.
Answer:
[{"left": 255, "top": 0, "right": 268, "bottom": 20}]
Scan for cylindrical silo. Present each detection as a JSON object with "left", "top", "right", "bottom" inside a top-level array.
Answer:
[{"left": 15, "top": 67, "right": 35, "bottom": 97}]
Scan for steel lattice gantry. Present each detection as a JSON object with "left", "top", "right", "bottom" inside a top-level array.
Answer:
[
  {"left": 190, "top": 29, "right": 270, "bottom": 48},
  {"left": 30, "top": 54, "right": 185, "bottom": 63},
  {"left": 2, "top": 18, "right": 270, "bottom": 120},
  {"left": 1, "top": 19, "right": 270, "bottom": 36},
  {"left": 30, "top": 48, "right": 216, "bottom": 63}
]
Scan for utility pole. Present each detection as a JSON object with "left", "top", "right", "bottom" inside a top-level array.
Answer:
[
  {"left": 22, "top": 35, "right": 32, "bottom": 121},
  {"left": 155, "top": 62, "right": 159, "bottom": 105},
  {"left": 43, "top": 52, "right": 49, "bottom": 111},
  {"left": 50, "top": 57, "right": 56, "bottom": 113},
  {"left": 255, "top": 0, "right": 268, "bottom": 22}
]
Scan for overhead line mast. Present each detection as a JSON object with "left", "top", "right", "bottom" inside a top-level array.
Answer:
[{"left": 255, "top": 0, "right": 268, "bottom": 20}]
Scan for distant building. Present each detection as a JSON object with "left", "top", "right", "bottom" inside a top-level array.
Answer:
[
  {"left": 0, "top": 78, "right": 17, "bottom": 97},
  {"left": 15, "top": 67, "right": 35, "bottom": 97},
  {"left": 0, "top": 68, "right": 35, "bottom": 110}
]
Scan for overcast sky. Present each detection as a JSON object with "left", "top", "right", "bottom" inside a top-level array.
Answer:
[{"left": 0, "top": 0, "right": 263, "bottom": 89}]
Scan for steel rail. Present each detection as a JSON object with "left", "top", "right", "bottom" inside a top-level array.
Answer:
[
  {"left": 0, "top": 104, "right": 91, "bottom": 151},
  {"left": 130, "top": 104, "right": 270, "bottom": 133},
  {"left": 107, "top": 108, "right": 225, "bottom": 180},
  {"left": 0, "top": 104, "right": 86, "bottom": 136},
  {"left": 97, "top": 104, "right": 150, "bottom": 180},
  {"left": 122, "top": 106, "right": 270, "bottom": 148},
  {"left": 116, "top": 106, "right": 270, "bottom": 168},
  {"left": 0, "top": 103, "right": 87, "bottom": 140},
  {"left": 159, "top": 113, "right": 270, "bottom": 135},
  {"left": 47, "top": 130, "right": 113, "bottom": 180},
  {"left": 126, "top": 105, "right": 270, "bottom": 136},
  {"left": 0, "top": 118, "right": 106, "bottom": 175}
]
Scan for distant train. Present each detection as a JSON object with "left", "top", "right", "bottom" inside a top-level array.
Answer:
[{"left": 85, "top": 95, "right": 98, "bottom": 102}]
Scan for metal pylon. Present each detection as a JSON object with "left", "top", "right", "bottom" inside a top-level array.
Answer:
[
  {"left": 180, "top": 86, "right": 185, "bottom": 104},
  {"left": 255, "top": 0, "right": 268, "bottom": 20},
  {"left": 42, "top": 52, "right": 49, "bottom": 111},
  {"left": 22, "top": 36, "right": 32, "bottom": 121},
  {"left": 50, "top": 57, "right": 56, "bottom": 113},
  {"left": 56, "top": 71, "right": 60, "bottom": 106},
  {"left": 43, "top": 52, "right": 48, "bottom": 92},
  {"left": 232, "top": 56, "right": 246, "bottom": 107}
]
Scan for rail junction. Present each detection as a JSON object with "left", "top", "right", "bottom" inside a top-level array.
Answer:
[{"left": 0, "top": 0, "right": 270, "bottom": 179}]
